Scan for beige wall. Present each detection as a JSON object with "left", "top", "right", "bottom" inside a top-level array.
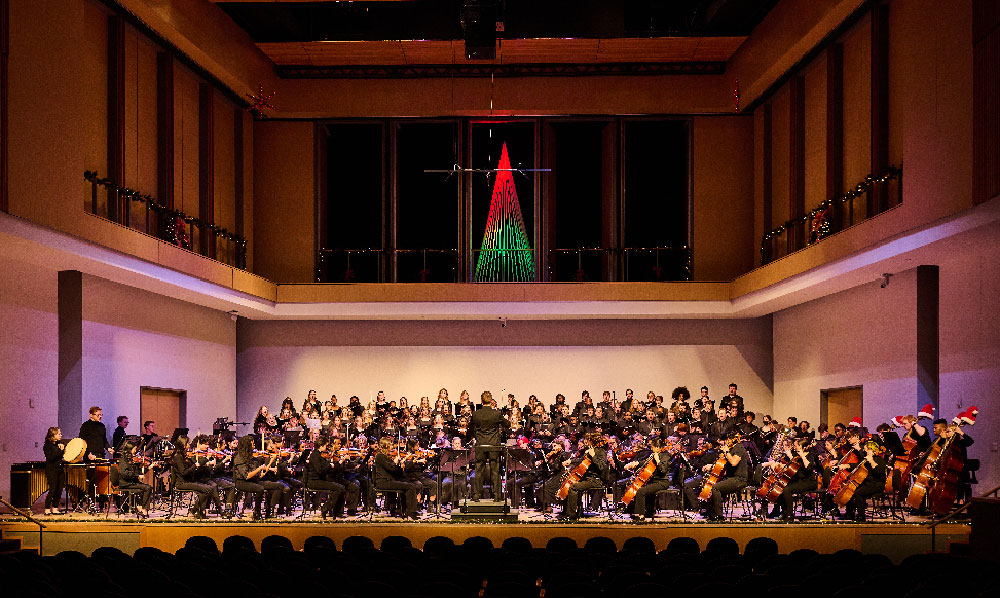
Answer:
[
  {"left": 0, "top": 255, "right": 59, "bottom": 495},
  {"left": 253, "top": 121, "right": 316, "bottom": 283},
  {"left": 236, "top": 318, "right": 774, "bottom": 423},
  {"left": 81, "top": 275, "right": 238, "bottom": 440}
]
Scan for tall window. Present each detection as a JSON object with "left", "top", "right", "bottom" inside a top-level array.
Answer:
[
  {"left": 469, "top": 120, "right": 537, "bottom": 282},
  {"left": 322, "top": 123, "right": 384, "bottom": 282},
  {"left": 622, "top": 119, "right": 690, "bottom": 281},
  {"left": 547, "top": 121, "right": 611, "bottom": 281},
  {"left": 394, "top": 121, "right": 460, "bottom": 282}
]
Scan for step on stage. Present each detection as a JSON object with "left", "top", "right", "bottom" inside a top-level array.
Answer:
[{"left": 0, "top": 509, "right": 970, "bottom": 562}]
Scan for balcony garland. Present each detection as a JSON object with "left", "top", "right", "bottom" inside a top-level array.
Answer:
[
  {"left": 760, "top": 165, "right": 902, "bottom": 258},
  {"left": 83, "top": 170, "right": 248, "bottom": 257}
]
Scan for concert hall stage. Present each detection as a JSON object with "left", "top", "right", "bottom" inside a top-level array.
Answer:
[{"left": 0, "top": 513, "right": 970, "bottom": 562}]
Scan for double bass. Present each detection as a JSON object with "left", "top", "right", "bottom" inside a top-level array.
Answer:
[
  {"left": 698, "top": 434, "right": 741, "bottom": 501},
  {"left": 906, "top": 417, "right": 972, "bottom": 514}
]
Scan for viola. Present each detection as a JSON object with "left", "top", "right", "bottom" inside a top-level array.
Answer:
[{"left": 698, "top": 434, "right": 741, "bottom": 501}]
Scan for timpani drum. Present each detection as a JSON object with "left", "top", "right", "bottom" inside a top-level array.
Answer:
[
  {"left": 93, "top": 464, "right": 113, "bottom": 495},
  {"left": 63, "top": 438, "right": 87, "bottom": 463}
]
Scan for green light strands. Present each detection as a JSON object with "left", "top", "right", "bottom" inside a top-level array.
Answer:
[{"left": 474, "top": 143, "right": 534, "bottom": 282}]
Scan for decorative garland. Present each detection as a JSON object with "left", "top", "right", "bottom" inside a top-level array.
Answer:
[
  {"left": 83, "top": 171, "right": 248, "bottom": 264},
  {"left": 760, "top": 165, "right": 902, "bottom": 255}
]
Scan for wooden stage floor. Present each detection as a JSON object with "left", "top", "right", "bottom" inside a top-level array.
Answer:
[{"left": 0, "top": 509, "right": 970, "bottom": 562}]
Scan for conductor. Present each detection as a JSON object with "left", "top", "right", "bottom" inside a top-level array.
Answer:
[{"left": 471, "top": 391, "right": 509, "bottom": 501}]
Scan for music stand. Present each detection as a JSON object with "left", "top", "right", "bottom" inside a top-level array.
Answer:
[
  {"left": 880, "top": 430, "right": 906, "bottom": 456},
  {"left": 444, "top": 447, "right": 470, "bottom": 512},
  {"left": 505, "top": 447, "right": 532, "bottom": 511},
  {"left": 283, "top": 430, "right": 302, "bottom": 448}
]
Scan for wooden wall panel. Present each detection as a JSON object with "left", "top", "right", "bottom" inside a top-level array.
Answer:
[
  {"left": 80, "top": 0, "right": 108, "bottom": 211},
  {"left": 974, "top": 0, "right": 1000, "bottom": 204},
  {"left": 135, "top": 31, "right": 158, "bottom": 205},
  {"left": 173, "top": 62, "right": 199, "bottom": 215},
  {"left": 841, "top": 14, "right": 871, "bottom": 213},
  {"left": 803, "top": 53, "right": 827, "bottom": 213},
  {"left": 213, "top": 93, "right": 235, "bottom": 233}
]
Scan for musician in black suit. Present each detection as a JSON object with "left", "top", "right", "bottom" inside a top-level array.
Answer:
[
  {"left": 374, "top": 437, "right": 421, "bottom": 519},
  {"left": 79, "top": 406, "right": 111, "bottom": 461},
  {"left": 629, "top": 437, "right": 673, "bottom": 521},
  {"left": 470, "top": 391, "right": 509, "bottom": 500},
  {"left": 563, "top": 432, "right": 612, "bottom": 520},
  {"left": 305, "top": 436, "right": 345, "bottom": 519},
  {"left": 42, "top": 427, "right": 66, "bottom": 515},
  {"left": 116, "top": 440, "right": 152, "bottom": 517}
]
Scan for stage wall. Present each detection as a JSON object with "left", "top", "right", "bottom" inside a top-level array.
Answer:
[
  {"left": 235, "top": 318, "right": 775, "bottom": 423},
  {"left": 774, "top": 222, "right": 1000, "bottom": 494}
]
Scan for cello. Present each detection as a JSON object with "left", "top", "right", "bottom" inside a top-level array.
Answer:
[
  {"left": 761, "top": 438, "right": 814, "bottom": 503},
  {"left": 826, "top": 438, "right": 860, "bottom": 495},
  {"left": 621, "top": 441, "right": 674, "bottom": 506},
  {"left": 756, "top": 431, "right": 791, "bottom": 499},
  {"left": 698, "top": 434, "right": 741, "bottom": 501},
  {"left": 833, "top": 436, "right": 884, "bottom": 507},
  {"left": 556, "top": 435, "right": 607, "bottom": 500}
]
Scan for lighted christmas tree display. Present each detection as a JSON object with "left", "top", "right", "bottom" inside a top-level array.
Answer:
[{"left": 474, "top": 143, "right": 534, "bottom": 282}]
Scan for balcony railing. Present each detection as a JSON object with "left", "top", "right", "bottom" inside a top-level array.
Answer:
[
  {"left": 316, "top": 246, "right": 692, "bottom": 283},
  {"left": 317, "top": 249, "right": 460, "bottom": 283},
  {"left": 760, "top": 166, "right": 902, "bottom": 265},
  {"left": 547, "top": 247, "right": 692, "bottom": 282},
  {"left": 84, "top": 171, "right": 247, "bottom": 270}
]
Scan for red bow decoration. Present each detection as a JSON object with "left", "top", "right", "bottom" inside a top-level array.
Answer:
[
  {"left": 343, "top": 268, "right": 355, "bottom": 282},
  {"left": 246, "top": 84, "right": 276, "bottom": 119},
  {"left": 575, "top": 269, "right": 586, "bottom": 282},
  {"left": 419, "top": 268, "right": 431, "bottom": 283},
  {"left": 652, "top": 265, "right": 663, "bottom": 281}
]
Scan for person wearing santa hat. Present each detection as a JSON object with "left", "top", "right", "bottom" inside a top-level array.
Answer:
[{"left": 901, "top": 414, "right": 932, "bottom": 452}]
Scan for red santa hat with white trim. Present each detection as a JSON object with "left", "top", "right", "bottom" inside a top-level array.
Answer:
[
  {"left": 890, "top": 416, "right": 904, "bottom": 428},
  {"left": 848, "top": 417, "right": 863, "bottom": 428},
  {"left": 959, "top": 407, "right": 978, "bottom": 426},
  {"left": 917, "top": 404, "right": 934, "bottom": 420}
]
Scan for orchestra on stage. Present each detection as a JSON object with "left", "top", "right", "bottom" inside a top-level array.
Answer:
[{"left": 11, "top": 384, "right": 979, "bottom": 523}]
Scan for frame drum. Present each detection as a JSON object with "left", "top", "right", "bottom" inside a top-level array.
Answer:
[{"left": 63, "top": 438, "right": 87, "bottom": 463}]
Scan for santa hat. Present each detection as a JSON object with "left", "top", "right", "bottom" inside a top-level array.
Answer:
[
  {"left": 890, "top": 416, "right": 904, "bottom": 428},
  {"left": 848, "top": 417, "right": 863, "bottom": 428},
  {"left": 917, "top": 404, "right": 935, "bottom": 420},
  {"left": 959, "top": 409, "right": 977, "bottom": 426},
  {"left": 967, "top": 405, "right": 980, "bottom": 416}
]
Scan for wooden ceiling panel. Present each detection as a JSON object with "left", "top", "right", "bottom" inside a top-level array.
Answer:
[
  {"left": 597, "top": 37, "right": 700, "bottom": 62},
  {"left": 297, "top": 41, "right": 407, "bottom": 65},
  {"left": 400, "top": 40, "right": 456, "bottom": 65},
  {"left": 500, "top": 38, "right": 600, "bottom": 64},
  {"left": 693, "top": 36, "right": 747, "bottom": 61},
  {"left": 257, "top": 36, "right": 746, "bottom": 67}
]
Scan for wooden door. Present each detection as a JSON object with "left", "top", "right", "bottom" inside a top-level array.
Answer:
[
  {"left": 821, "top": 386, "right": 862, "bottom": 428},
  {"left": 140, "top": 387, "right": 185, "bottom": 440}
]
